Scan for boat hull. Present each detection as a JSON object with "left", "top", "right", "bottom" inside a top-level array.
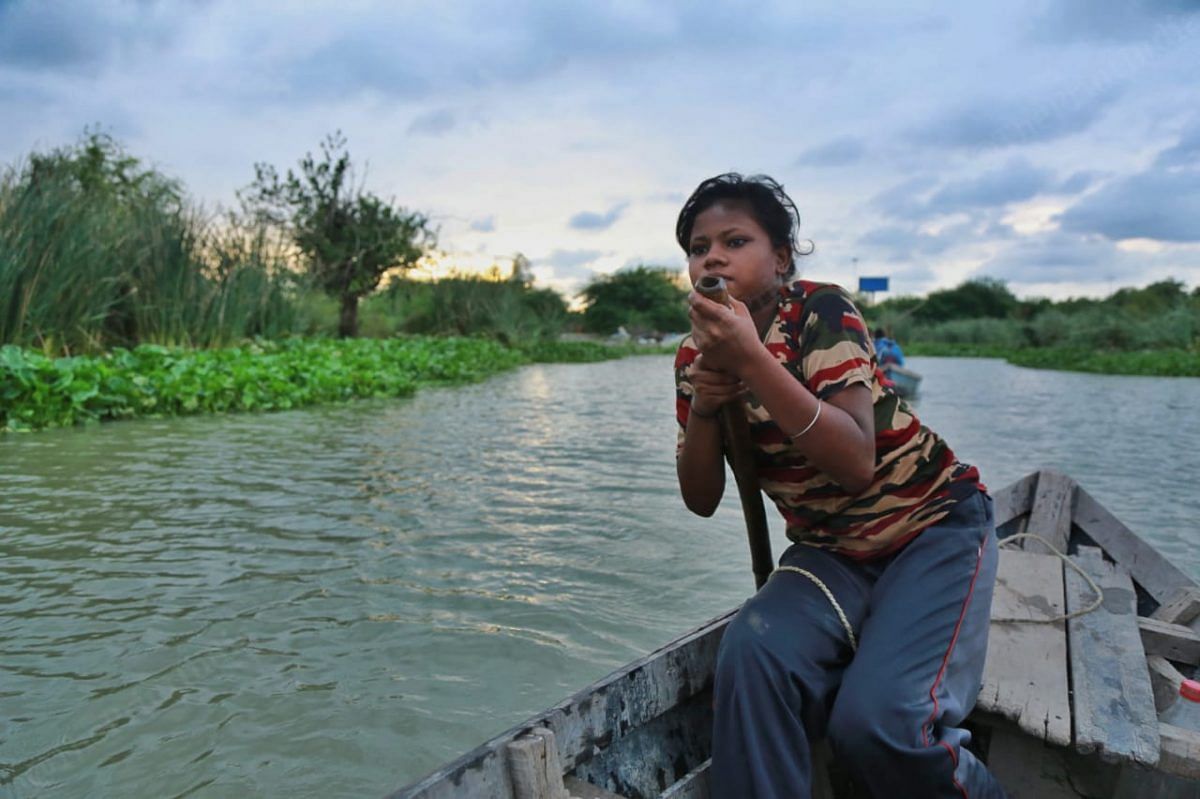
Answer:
[{"left": 882, "top": 363, "right": 921, "bottom": 398}]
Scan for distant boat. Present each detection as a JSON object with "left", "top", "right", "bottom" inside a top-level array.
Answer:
[
  {"left": 391, "top": 470, "right": 1200, "bottom": 798},
  {"left": 882, "top": 363, "right": 921, "bottom": 399}
]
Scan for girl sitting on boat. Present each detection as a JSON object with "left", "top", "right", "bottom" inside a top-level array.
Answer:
[{"left": 673, "top": 173, "right": 1005, "bottom": 798}]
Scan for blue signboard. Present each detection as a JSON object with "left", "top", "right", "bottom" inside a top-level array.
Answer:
[{"left": 858, "top": 276, "right": 889, "bottom": 293}]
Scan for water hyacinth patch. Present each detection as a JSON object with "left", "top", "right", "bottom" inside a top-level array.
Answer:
[{"left": 0, "top": 336, "right": 655, "bottom": 432}]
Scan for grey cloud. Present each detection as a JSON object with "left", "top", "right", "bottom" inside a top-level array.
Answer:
[
  {"left": 0, "top": 2, "right": 108, "bottom": 68},
  {"left": 646, "top": 191, "right": 685, "bottom": 205},
  {"left": 0, "top": 1, "right": 175, "bottom": 71},
  {"left": 872, "top": 162, "right": 1097, "bottom": 224},
  {"left": 568, "top": 202, "right": 628, "bottom": 231},
  {"left": 263, "top": 3, "right": 839, "bottom": 103},
  {"left": 1154, "top": 122, "right": 1200, "bottom": 168},
  {"left": 280, "top": 5, "right": 681, "bottom": 101},
  {"left": 539, "top": 248, "right": 607, "bottom": 278},
  {"left": 289, "top": 35, "right": 431, "bottom": 101},
  {"left": 469, "top": 215, "right": 495, "bottom": 233},
  {"left": 910, "top": 88, "right": 1118, "bottom": 150},
  {"left": 1056, "top": 170, "right": 1106, "bottom": 194},
  {"left": 982, "top": 220, "right": 1019, "bottom": 240},
  {"left": 796, "top": 136, "right": 866, "bottom": 167},
  {"left": 880, "top": 263, "right": 938, "bottom": 287},
  {"left": 975, "top": 231, "right": 1140, "bottom": 285},
  {"left": 925, "top": 159, "right": 1054, "bottom": 213},
  {"left": 869, "top": 176, "right": 938, "bottom": 220},
  {"left": 1034, "top": 0, "right": 1200, "bottom": 43},
  {"left": 1057, "top": 167, "right": 1200, "bottom": 242},
  {"left": 407, "top": 109, "right": 457, "bottom": 137},
  {"left": 857, "top": 225, "right": 956, "bottom": 262}
]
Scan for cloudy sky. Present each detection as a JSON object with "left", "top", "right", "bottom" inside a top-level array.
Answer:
[{"left": 2, "top": 0, "right": 1199, "bottom": 300}]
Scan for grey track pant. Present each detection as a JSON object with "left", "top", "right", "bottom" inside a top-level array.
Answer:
[{"left": 711, "top": 491, "right": 1007, "bottom": 799}]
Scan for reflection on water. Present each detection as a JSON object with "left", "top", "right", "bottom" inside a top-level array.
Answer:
[{"left": 0, "top": 356, "right": 1197, "bottom": 796}]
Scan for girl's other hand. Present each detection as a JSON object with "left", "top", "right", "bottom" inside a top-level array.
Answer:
[
  {"left": 688, "top": 291, "right": 761, "bottom": 375},
  {"left": 689, "top": 354, "right": 745, "bottom": 417}
]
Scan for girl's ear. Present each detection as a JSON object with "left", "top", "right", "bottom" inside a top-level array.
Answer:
[{"left": 774, "top": 246, "right": 791, "bottom": 277}]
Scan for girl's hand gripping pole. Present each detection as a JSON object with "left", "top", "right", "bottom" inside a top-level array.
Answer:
[{"left": 692, "top": 276, "right": 774, "bottom": 590}]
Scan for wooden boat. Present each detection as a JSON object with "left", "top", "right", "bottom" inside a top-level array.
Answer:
[
  {"left": 391, "top": 470, "right": 1200, "bottom": 798},
  {"left": 882, "top": 363, "right": 921, "bottom": 399}
]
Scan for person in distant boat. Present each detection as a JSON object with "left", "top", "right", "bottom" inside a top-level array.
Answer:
[
  {"left": 873, "top": 327, "right": 905, "bottom": 367},
  {"left": 673, "top": 173, "right": 1005, "bottom": 798}
]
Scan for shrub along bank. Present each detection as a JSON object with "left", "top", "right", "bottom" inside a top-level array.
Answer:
[
  {"left": 0, "top": 336, "right": 658, "bottom": 432},
  {"left": 905, "top": 343, "right": 1200, "bottom": 377}
]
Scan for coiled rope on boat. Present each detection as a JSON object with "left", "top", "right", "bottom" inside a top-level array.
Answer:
[{"left": 992, "top": 533, "right": 1104, "bottom": 624}]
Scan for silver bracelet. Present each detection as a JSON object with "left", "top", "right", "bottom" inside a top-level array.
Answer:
[{"left": 786, "top": 399, "right": 822, "bottom": 442}]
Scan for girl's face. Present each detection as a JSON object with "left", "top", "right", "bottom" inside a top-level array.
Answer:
[{"left": 686, "top": 202, "right": 791, "bottom": 303}]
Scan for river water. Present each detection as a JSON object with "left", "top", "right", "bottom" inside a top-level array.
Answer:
[{"left": 1, "top": 356, "right": 1197, "bottom": 797}]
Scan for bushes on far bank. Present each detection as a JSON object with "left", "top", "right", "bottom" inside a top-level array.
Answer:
[
  {"left": 1005, "top": 347, "right": 1199, "bottom": 377},
  {"left": 905, "top": 343, "right": 1200, "bottom": 377},
  {"left": 869, "top": 278, "right": 1200, "bottom": 377},
  {"left": 360, "top": 275, "right": 570, "bottom": 343},
  {"left": 869, "top": 278, "right": 1200, "bottom": 353}
]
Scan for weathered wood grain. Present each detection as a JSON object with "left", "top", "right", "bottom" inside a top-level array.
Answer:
[
  {"left": 1152, "top": 587, "right": 1200, "bottom": 626},
  {"left": 985, "top": 725, "right": 1082, "bottom": 798},
  {"left": 992, "top": 471, "right": 1038, "bottom": 528},
  {"left": 1023, "top": 470, "right": 1075, "bottom": 555},
  {"left": 1147, "top": 655, "right": 1187, "bottom": 714},
  {"left": 1066, "top": 547, "right": 1160, "bottom": 766},
  {"left": 509, "top": 728, "right": 568, "bottom": 799},
  {"left": 390, "top": 609, "right": 735, "bottom": 799},
  {"left": 1139, "top": 617, "right": 1200, "bottom": 665},
  {"left": 548, "top": 613, "right": 729, "bottom": 775},
  {"left": 569, "top": 689, "right": 711, "bottom": 798},
  {"left": 657, "top": 760, "right": 710, "bottom": 799},
  {"left": 1072, "top": 487, "right": 1194, "bottom": 607},
  {"left": 1158, "top": 723, "right": 1200, "bottom": 780},
  {"left": 563, "top": 776, "right": 625, "bottom": 799},
  {"left": 979, "top": 550, "right": 1071, "bottom": 745}
]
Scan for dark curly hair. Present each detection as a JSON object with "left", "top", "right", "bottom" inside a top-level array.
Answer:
[{"left": 675, "top": 173, "right": 813, "bottom": 279}]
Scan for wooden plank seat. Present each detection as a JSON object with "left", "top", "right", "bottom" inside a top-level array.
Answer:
[
  {"left": 975, "top": 469, "right": 1165, "bottom": 799},
  {"left": 978, "top": 549, "right": 1071, "bottom": 745},
  {"left": 1065, "top": 546, "right": 1160, "bottom": 767}
]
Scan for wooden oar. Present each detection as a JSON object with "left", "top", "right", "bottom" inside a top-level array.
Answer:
[{"left": 694, "top": 275, "right": 774, "bottom": 590}]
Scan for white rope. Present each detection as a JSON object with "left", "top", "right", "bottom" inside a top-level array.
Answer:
[
  {"left": 771, "top": 566, "right": 858, "bottom": 652},
  {"left": 992, "top": 532, "right": 1105, "bottom": 624}
]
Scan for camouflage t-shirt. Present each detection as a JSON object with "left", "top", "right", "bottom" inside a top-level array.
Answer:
[{"left": 674, "top": 280, "right": 982, "bottom": 560}]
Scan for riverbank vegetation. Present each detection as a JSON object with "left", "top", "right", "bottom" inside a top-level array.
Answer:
[
  {"left": 0, "top": 336, "right": 660, "bottom": 432},
  {"left": 0, "top": 133, "right": 675, "bottom": 432},
  {"left": 0, "top": 132, "right": 676, "bottom": 356},
  {"left": 2, "top": 132, "right": 1198, "bottom": 432},
  {"left": 867, "top": 278, "right": 1200, "bottom": 377}
]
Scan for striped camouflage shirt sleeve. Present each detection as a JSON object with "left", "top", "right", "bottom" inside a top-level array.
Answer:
[{"left": 790, "top": 286, "right": 875, "bottom": 400}]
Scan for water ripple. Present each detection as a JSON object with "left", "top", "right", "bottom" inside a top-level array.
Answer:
[{"left": 0, "top": 356, "right": 1197, "bottom": 796}]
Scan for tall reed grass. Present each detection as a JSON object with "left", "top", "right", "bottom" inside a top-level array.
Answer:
[{"left": 0, "top": 136, "right": 299, "bottom": 354}]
